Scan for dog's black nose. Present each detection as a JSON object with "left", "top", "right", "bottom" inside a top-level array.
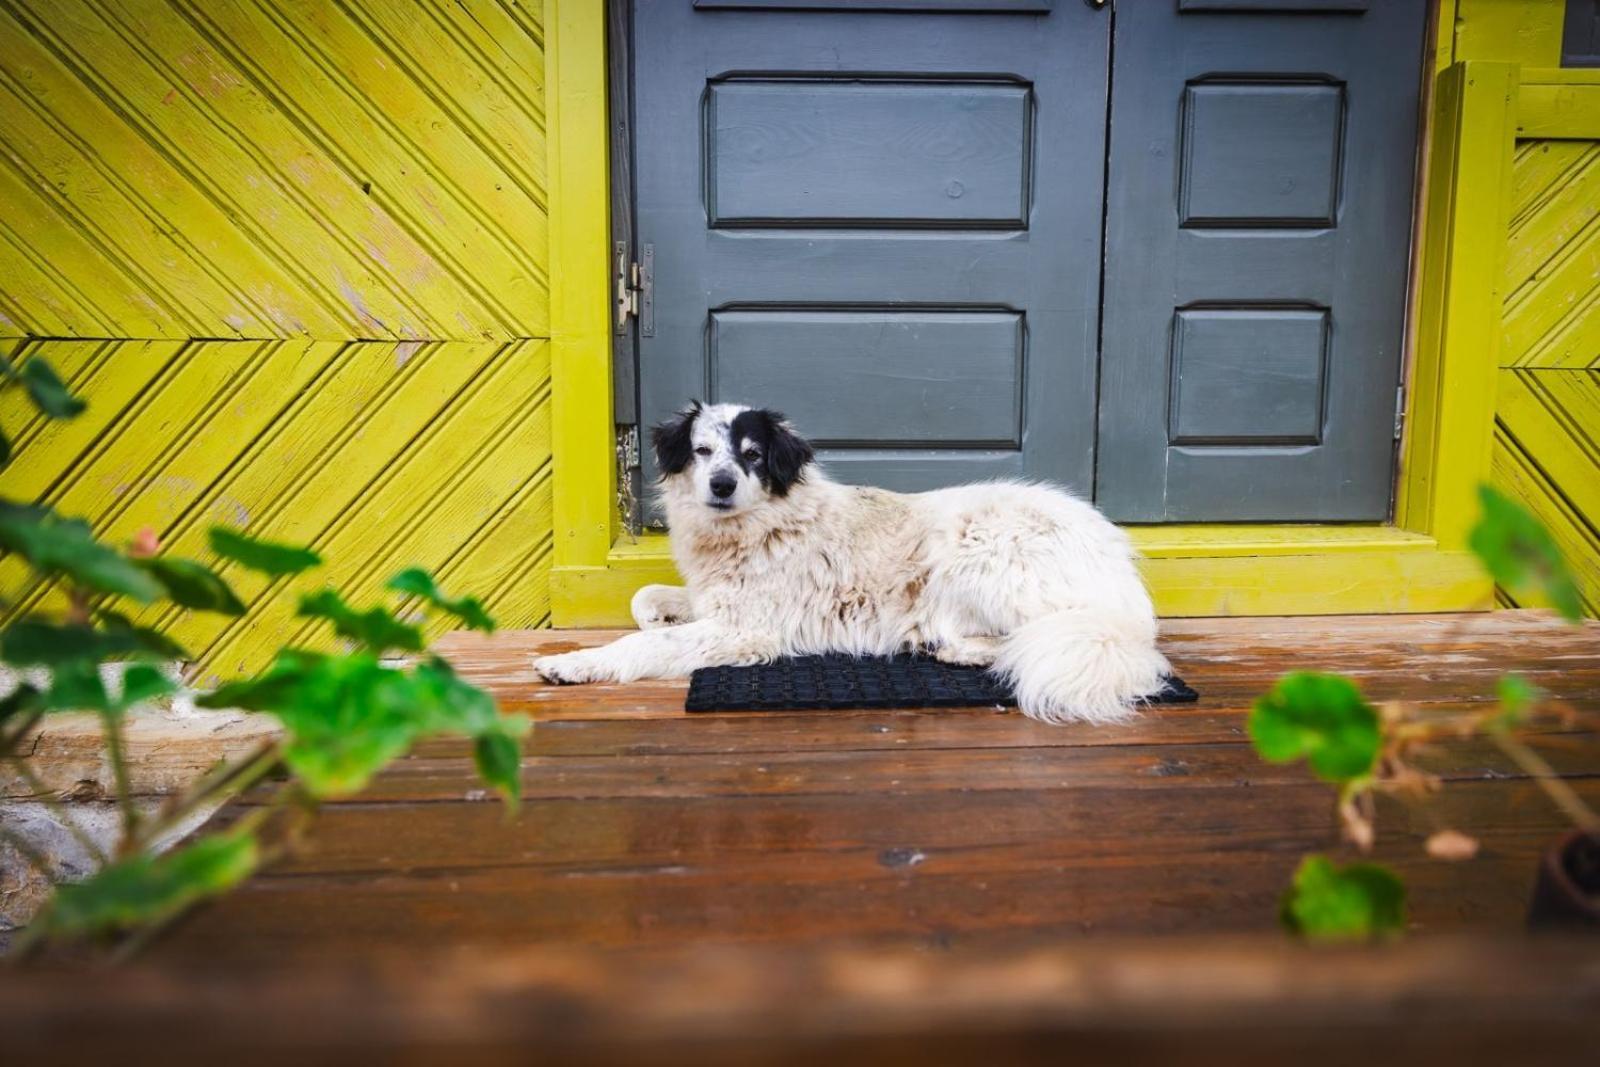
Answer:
[{"left": 710, "top": 473, "right": 737, "bottom": 499}]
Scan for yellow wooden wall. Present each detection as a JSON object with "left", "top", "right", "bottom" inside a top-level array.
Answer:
[
  {"left": 3, "top": 0, "right": 1595, "bottom": 658},
  {"left": 1497, "top": 136, "right": 1600, "bottom": 616},
  {"left": 1446, "top": 1, "right": 1600, "bottom": 616},
  {"left": 0, "top": 0, "right": 554, "bottom": 681}
]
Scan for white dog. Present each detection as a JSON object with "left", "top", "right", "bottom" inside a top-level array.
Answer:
[{"left": 533, "top": 402, "right": 1170, "bottom": 724}]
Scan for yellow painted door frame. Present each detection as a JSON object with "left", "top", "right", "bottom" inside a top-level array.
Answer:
[{"left": 542, "top": 0, "right": 1522, "bottom": 626}]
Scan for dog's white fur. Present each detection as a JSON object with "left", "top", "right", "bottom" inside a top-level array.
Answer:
[{"left": 533, "top": 403, "right": 1170, "bottom": 724}]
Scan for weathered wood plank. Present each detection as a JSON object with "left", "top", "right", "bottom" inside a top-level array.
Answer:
[
  {"left": 145, "top": 612, "right": 1600, "bottom": 967},
  {"left": 11, "top": 937, "right": 1600, "bottom": 1065}
]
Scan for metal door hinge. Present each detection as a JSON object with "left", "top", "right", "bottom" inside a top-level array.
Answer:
[
  {"left": 1393, "top": 383, "right": 1407, "bottom": 440},
  {"left": 614, "top": 243, "right": 654, "bottom": 336}
]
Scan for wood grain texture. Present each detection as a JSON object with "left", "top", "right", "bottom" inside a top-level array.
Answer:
[
  {"left": 1493, "top": 369, "right": 1600, "bottom": 617},
  {"left": 0, "top": 338, "right": 555, "bottom": 678},
  {"left": 1492, "top": 79, "right": 1600, "bottom": 619},
  {"left": 1395, "top": 60, "right": 1515, "bottom": 549},
  {"left": 0, "top": 1, "right": 557, "bottom": 673},
  {"left": 7, "top": 610, "right": 1596, "bottom": 1060},
  {"left": 143, "top": 610, "right": 1600, "bottom": 962},
  {"left": 9, "top": 937, "right": 1600, "bottom": 1064},
  {"left": 1504, "top": 138, "right": 1600, "bottom": 369},
  {"left": 0, "top": 0, "right": 548, "bottom": 341}
]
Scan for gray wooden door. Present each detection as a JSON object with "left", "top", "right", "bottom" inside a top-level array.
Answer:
[
  {"left": 631, "top": 0, "right": 1109, "bottom": 504},
  {"left": 1094, "top": 0, "right": 1429, "bottom": 521}
]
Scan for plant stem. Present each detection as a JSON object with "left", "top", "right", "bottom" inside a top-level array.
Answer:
[
  {"left": 3, "top": 756, "right": 109, "bottom": 864},
  {"left": 136, "top": 739, "right": 282, "bottom": 852},
  {"left": 0, "top": 709, "right": 44, "bottom": 759},
  {"left": 0, "top": 824, "right": 62, "bottom": 880},
  {"left": 1490, "top": 730, "right": 1600, "bottom": 833},
  {"left": 99, "top": 711, "right": 139, "bottom": 851}
]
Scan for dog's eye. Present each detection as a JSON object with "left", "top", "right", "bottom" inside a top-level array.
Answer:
[
  {"left": 694, "top": 446, "right": 712, "bottom": 457},
  {"left": 742, "top": 449, "right": 760, "bottom": 462}
]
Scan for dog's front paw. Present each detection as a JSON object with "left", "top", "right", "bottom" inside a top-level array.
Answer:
[
  {"left": 631, "top": 584, "right": 692, "bottom": 631},
  {"left": 533, "top": 652, "right": 602, "bottom": 686}
]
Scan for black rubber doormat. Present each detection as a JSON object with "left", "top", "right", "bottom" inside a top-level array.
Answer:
[{"left": 686, "top": 653, "right": 1198, "bottom": 712}]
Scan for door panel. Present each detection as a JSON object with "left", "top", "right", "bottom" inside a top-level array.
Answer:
[
  {"left": 632, "top": 1, "right": 1108, "bottom": 510},
  {"left": 1095, "top": 1, "right": 1427, "bottom": 521},
  {"left": 707, "top": 80, "right": 1033, "bottom": 227},
  {"left": 711, "top": 309, "right": 1023, "bottom": 446}
]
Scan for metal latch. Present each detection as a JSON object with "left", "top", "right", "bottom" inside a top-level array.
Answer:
[
  {"left": 615, "top": 242, "right": 637, "bottom": 331},
  {"left": 614, "top": 243, "right": 655, "bottom": 336},
  {"left": 1393, "top": 383, "right": 1406, "bottom": 440}
]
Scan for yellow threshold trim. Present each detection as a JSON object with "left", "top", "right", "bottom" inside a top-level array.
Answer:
[
  {"left": 551, "top": 525, "right": 1487, "bottom": 625},
  {"left": 607, "top": 525, "right": 1437, "bottom": 564}
]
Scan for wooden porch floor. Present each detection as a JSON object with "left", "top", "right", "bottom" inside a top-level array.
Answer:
[
  {"left": 10, "top": 611, "right": 1600, "bottom": 1063},
  {"left": 158, "top": 610, "right": 1600, "bottom": 957}
]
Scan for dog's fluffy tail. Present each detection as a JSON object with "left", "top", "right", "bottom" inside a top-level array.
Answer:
[{"left": 993, "top": 607, "right": 1170, "bottom": 725}]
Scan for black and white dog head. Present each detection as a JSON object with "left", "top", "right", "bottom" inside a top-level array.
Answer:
[{"left": 651, "top": 401, "right": 815, "bottom": 518}]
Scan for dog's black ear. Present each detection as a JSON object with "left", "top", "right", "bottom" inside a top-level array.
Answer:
[
  {"left": 651, "top": 402, "right": 700, "bottom": 476},
  {"left": 761, "top": 410, "right": 814, "bottom": 497}
]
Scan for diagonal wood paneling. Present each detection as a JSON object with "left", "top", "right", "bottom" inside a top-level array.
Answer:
[
  {"left": 0, "top": 1, "right": 555, "bottom": 675},
  {"left": 0, "top": 0, "right": 547, "bottom": 341},
  {"left": 1493, "top": 369, "right": 1600, "bottom": 617},
  {"left": 1495, "top": 137, "right": 1600, "bottom": 618},
  {"left": 1503, "top": 140, "right": 1600, "bottom": 370},
  {"left": 1, "top": 338, "right": 553, "bottom": 680}
]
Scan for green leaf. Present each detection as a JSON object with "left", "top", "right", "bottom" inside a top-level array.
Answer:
[
  {"left": 1279, "top": 854, "right": 1406, "bottom": 942},
  {"left": 43, "top": 660, "right": 111, "bottom": 713},
  {"left": 117, "top": 664, "right": 176, "bottom": 709},
  {"left": 208, "top": 526, "right": 323, "bottom": 577},
  {"left": 473, "top": 729, "right": 523, "bottom": 807},
  {"left": 1469, "top": 485, "right": 1584, "bottom": 622},
  {"left": 1490, "top": 673, "right": 1540, "bottom": 732},
  {"left": 96, "top": 609, "right": 192, "bottom": 661},
  {"left": 139, "top": 557, "right": 247, "bottom": 615},
  {"left": 1249, "top": 672, "right": 1381, "bottom": 783},
  {"left": 45, "top": 831, "right": 258, "bottom": 939},
  {"left": 205, "top": 647, "right": 524, "bottom": 802},
  {"left": 196, "top": 648, "right": 326, "bottom": 710},
  {"left": 410, "top": 656, "right": 500, "bottom": 734},
  {"left": 197, "top": 666, "right": 312, "bottom": 712},
  {"left": 386, "top": 567, "right": 497, "bottom": 632},
  {"left": 19, "top": 359, "right": 87, "bottom": 419},
  {"left": 298, "top": 588, "right": 424, "bottom": 654},
  {"left": 273, "top": 654, "right": 419, "bottom": 798},
  {"left": 0, "top": 683, "right": 43, "bottom": 727},
  {"left": 0, "top": 501, "right": 165, "bottom": 603},
  {"left": 0, "top": 618, "right": 149, "bottom": 667}
]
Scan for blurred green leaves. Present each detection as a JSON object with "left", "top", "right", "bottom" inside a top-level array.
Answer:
[
  {"left": 136, "top": 556, "right": 247, "bottom": 615},
  {"left": 1469, "top": 485, "right": 1583, "bottom": 622},
  {"left": 1490, "top": 673, "right": 1540, "bottom": 732},
  {"left": 2, "top": 358, "right": 525, "bottom": 956},
  {"left": 0, "top": 352, "right": 88, "bottom": 472},
  {"left": 1279, "top": 855, "right": 1406, "bottom": 941},
  {"left": 0, "top": 503, "right": 166, "bottom": 603},
  {"left": 1248, "top": 671, "right": 1380, "bottom": 784},
  {"left": 19, "top": 360, "right": 87, "bottom": 419},
  {"left": 298, "top": 588, "right": 424, "bottom": 654},
  {"left": 43, "top": 832, "right": 259, "bottom": 940},
  {"left": 388, "top": 567, "right": 496, "bottom": 633},
  {"left": 209, "top": 526, "right": 323, "bottom": 577},
  {"left": 198, "top": 649, "right": 525, "bottom": 807}
]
